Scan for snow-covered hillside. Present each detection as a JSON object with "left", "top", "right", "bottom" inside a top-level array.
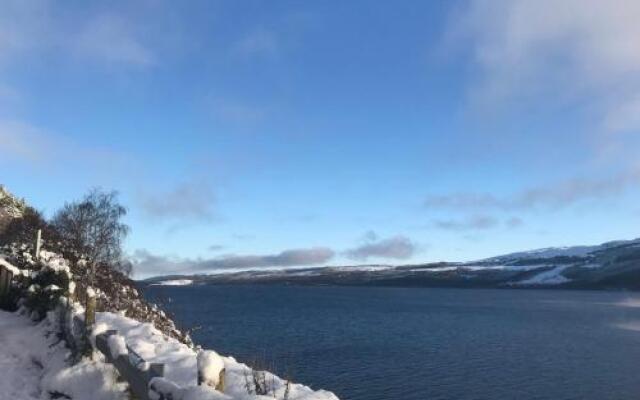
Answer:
[
  {"left": 1, "top": 249, "right": 340, "bottom": 400},
  {"left": 483, "top": 238, "right": 640, "bottom": 263},
  {"left": 0, "top": 182, "right": 341, "bottom": 400},
  {"left": 0, "top": 309, "right": 127, "bottom": 400},
  {"left": 93, "top": 312, "right": 338, "bottom": 400},
  {"left": 146, "top": 237, "right": 640, "bottom": 290}
]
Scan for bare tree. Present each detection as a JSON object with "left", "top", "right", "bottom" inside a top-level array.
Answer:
[{"left": 52, "top": 189, "right": 130, "bottom": 277}]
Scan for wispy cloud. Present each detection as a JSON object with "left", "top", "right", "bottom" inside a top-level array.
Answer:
[
  {"left": 0, "top": 119, "right": 132, "bottom": 175},
  {"left": 210, "top": 98, "right": 268, "bottom": 125},
  {"left": 132, "top": 246, "right": 335, "bottom": 277},
  {"left": 450, "top": 0, "right": 640, "bottom": 133},
  {"left": 75, "top": 14, "right": 154, "bottom": 67},
  {"left": 425, "top": 170, "right": 640, "bottom": 212},
  {"left": 0, "top": 0, "right": 49, "bottom": 65},
  {"left": 233, "top": 28, "right": 279, "bottom": 58},
  {"left": 138, "top": 182, "right": 217, "bottom": 222},
  {"left": 345, "top": 234, "right": 417, "bottom": 261},
  {"left": 0, "top": 1, "right": 157, "bottom": 69},
  {"left": 0, "top": 120, "right": 45, "bottom": 162},
  {"left": 433, "top": 215, "right": 498, "bottom": 231},
  {"left": 432, "top": 215, "right": 522, "bottom": 231}
]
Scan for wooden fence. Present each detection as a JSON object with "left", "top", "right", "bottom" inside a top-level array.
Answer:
[
  {"left": 0, "top": 263, "right": 13, "bottom": 299},
  {"left": 1, "top": 227, "right": 223, "bottom": 400},
  {"left": 61, "top": 289, "right": 223, "bottom": 400},
  {"left": 0, "top": 229, "right": 40, "bottom": 303},
  {"left": 95, "top": 330, "right": 166, "bottom": 400}
]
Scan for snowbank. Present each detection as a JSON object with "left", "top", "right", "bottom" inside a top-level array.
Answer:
[
  {"left": 94, "top": 312, "right": 339, "bottom": 400},
  {"left": 198, "top": 350, "right": 225, "bottom": 388},
  {"left": 0, "top": 309, "right": 128, "bottom": 400},
  {"left": 515, "top": 266, "right": 571, "bottom": 285},
  {"left": 153, "top": 279, "right": 194, "bottom": 286}
]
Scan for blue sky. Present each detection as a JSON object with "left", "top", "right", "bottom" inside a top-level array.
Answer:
[{"left": 2, "top": 0, "right": 640, "bottom": 278}]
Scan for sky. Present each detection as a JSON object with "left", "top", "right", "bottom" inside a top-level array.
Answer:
[{"left": 1, "top": 0, "right": 640, "bottom": 278}]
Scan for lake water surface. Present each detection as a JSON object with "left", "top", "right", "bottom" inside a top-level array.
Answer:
[{"left": 143, "top": 285, "right": 640, "bottom": 400}]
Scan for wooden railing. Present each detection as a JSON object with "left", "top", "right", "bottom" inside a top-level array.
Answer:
[
  {"left": 0, "top": 263, "right": 13, "bottom": 301},
  {"left": 60, "top": 290, "right": 224, "bottom": 400},
  {"left": 95, "top": 330, "right": 166, "bottom": 400}
]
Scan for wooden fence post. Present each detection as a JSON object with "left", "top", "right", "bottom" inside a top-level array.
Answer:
[
  {"left": 34, "top": 229, "right": 41, "bottom": 260},
  {"left": 84, "top": 289, "right": 96, "bottom": 357},
  {"left": 85, "top": 290, "right": 96, "bottom": 327},
  {"left": 0, "top": 265, "right": 14, "bottom": 300},
  {"left": 95, "top": 330, "right": 165, "bottom": 400},
  {"left": 217, "top": 369, "right": 225, "bottom": 393}
]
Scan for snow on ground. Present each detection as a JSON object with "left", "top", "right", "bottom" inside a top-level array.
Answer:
[
  {"left": 417, "top": 266, "right": 458, "bottom": 272},
  {"left": 486, "top": 245, "right": 600, "bottom": 262},
  {"left": 408, "top": 264, "right": 548, "bottom": 273},
  {"left": 515, "top": 266, "right": 571, "bottom": 285},
  {"left": 0, "top": 309, "right": 127, "bottom": 400},
  {"left": 462, "top": 264, "right": 547, "bottom": 272},
  {"left": 152, "top": 279, "right": 194, "bottom": 286},
  {"left": 94, "top": 312, "right": 339, "bottom": 400}
]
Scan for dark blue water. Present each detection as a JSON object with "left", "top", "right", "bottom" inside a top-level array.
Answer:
[{"left": 143, "top": 285, "right": 640, "bottom": 400}]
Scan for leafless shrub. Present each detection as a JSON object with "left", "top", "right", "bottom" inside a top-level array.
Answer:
[
  {"left": 242, "top": 355, "right": 294, "bottom": 399},
  {"left": 243, "top": 357, "right": 277, "bottom": 397},
  {"left": 52, "top": 188, "right": 129, "bottom": 279}
]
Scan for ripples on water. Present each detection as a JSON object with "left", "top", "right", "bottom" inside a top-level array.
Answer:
[{"left": 144, "top": 285, "right": 640, "bottom": 400}]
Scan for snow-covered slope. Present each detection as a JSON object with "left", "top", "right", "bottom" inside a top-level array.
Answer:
[
  {"left": 484, "top": 238, "right": 640, "bottom": 263},
  {"left": 93, "top": 312, "right": 339, "bottom": 400},
  {"left": 146, "top": 237, "right": 640, "bottom": 290},
  {"left": 0, "top": 309, "right": 127, "bottom": 400}
]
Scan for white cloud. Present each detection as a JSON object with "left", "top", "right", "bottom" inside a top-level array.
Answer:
[
  {"left": 138, "top": 182, "right": 217, "bottom": 222},
  {"left": 132, "top": 247, "right": 335, "bottom": 277},
  {"left": 0, "top": 0, "right": 50, "bottom": 65},
  {"left": 433, "top": 215, "right": 498, "bottom": 231},
  {"left": 210, "top": 98, "right": 268, "bottom": 125},
  {"left": 425, "top": 169, "right": 640, "bottom": 212},
  {"left": 0, "top": 1, "right": 155, "bottom": 69},
  {"left": 75, "top": 14, "right": 153, "bottom": 67},
  {"left": 0, "top": 120, "right": 44, "bottom": 162},
  {"left": 0, "top": 118, "right": 134, "bottom": 181},
  {"left": 345, "top": 234, "right": 417, "bottom": 261},
  {"left": 233, "top": 29, "right": 279, "bottom": 58},
  {"left": 452, "top": 0, "right": 640, "bottom": 132}
]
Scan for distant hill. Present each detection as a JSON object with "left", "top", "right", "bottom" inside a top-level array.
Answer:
[{"left": 145, "top": 238, "right": 640, "bottom": 290}]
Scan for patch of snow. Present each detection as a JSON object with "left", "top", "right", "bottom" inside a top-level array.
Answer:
[
  {"left": 515, "top": 266, "right": 571, "bottom": 285},
  {"left": 154, "top": 279, "right": 194, "bottom": 286},
  {"left": 96, "top": 312, "right": 340, "bottom": 399},
  {"left": 108, "top": 334, "right": 129, "bottom": 359},
  {"left": 0, "top": 309, "right": 127, "bottom": 400},
  {"left": 44, "top": 284, "right": 61, "bottom": 292},
  {"left": 420, "top": 266, "right": 458, "bottom": 272},
  {"left": 39, "top": 251, "right": 72, "bottom": 277},
  {"left": 486, "top": 246, "right": 598, "bottom": 262},
  {"left": 326, "top": 265, "right": 393, "bottom": 272},
  {"left": 578, "top": 263, "right": 602, "bottom": 269},
  {"left": 197, "top": 350, "right": 225, "bottom": 388}
]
